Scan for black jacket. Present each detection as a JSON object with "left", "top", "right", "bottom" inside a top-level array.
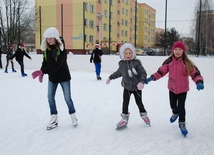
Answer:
[
  {"left": 40, "top": 47, "right": 71, "bottom": 83},
  {"left": 90, "top": 48, "right": 103, "bottom": 63},
  {"left": 11, "top": 48, "right": 31, "bottom": 61}
]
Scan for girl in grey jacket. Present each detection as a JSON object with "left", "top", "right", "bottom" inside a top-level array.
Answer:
[{"left": 106, "top": 43, "right": 150, "bottom": 130}]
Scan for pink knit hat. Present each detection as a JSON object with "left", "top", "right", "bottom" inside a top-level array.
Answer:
[{"left": 172, "top": 41, "right": 186, "bottom": 52}]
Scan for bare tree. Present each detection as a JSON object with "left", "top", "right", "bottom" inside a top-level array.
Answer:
[
  {"left": 0, "top": 0, "right": 35, "bottom": 49},
  {"left": 194, "top": 0, "right": 214, "bottom": 55}
]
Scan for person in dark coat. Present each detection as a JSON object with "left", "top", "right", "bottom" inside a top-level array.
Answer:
[
  {"left": 11, "top": 44, "right": 31, "bottom": 77},
  {"left": 90, "top": 44, "right": 103, "bottom": 80},
  {"left": 4, "top": 44, "right": 16, "bottom": 73},
  {"left": 31, "top": 27, "right": 78, "bottom": 130}
]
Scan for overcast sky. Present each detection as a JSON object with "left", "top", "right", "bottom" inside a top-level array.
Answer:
[{"left": 138, "top": 0, "right": 199, "bottom": 37}]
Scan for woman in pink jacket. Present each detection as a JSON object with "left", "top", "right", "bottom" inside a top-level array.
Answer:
[{"left": 146, "top": 41, "right": 204, "bottom": 137}]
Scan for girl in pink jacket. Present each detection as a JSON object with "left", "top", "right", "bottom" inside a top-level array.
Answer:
[{"left": 146, "top": 41, "right": 204, "bottom": 137}]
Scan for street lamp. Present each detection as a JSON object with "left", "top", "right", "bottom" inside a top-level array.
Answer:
[{"left": 96, "top": 13, "right": 103, "bottom": 47}]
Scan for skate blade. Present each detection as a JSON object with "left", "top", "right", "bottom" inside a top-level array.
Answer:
[
  {"left": 116, "top": 125, "right": 127, "bottom": 131},
  {"left": 46, "top": 125, "right": 58, "bottom": 130}
]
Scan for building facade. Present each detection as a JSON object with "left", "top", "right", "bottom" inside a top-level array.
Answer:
[{"left": 35, "top": 0, "right": 156, "bottom": 54}]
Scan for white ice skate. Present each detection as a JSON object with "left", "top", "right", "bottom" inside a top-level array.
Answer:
[
  {"left": 47, "top": 114, "right": 58, "bottom": 130},
  {"left": 71, "top": 113, "right": 78, "bottom": 126}
]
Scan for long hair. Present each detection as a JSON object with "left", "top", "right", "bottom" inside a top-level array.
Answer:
[
  {"left": 183, "top": 52, "right": 195, "bottom": 75},
  {"left": 170, "top": 52, "right": 195, "bottom": 75},
  {"left": 46, "top": 38, "right": 62, "bottom": 51}
]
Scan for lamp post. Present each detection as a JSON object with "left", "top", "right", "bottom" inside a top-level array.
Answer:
[
  {"left": 0, "top": 27, "right": 1, "bottom": 47},
  {"left": 164, "top": 0, "right": 168, "bottom": 56},
  {"left": 96, "top": 13, "right": 103, "bottom": 47}
]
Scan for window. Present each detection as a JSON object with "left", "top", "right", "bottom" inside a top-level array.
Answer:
[
  {"left": 89, "top": 35, "right": 94, "bottom": 42},
  {"left": 104, "top": 10, "right": 108, "bottom": 17},
  {"left": 90, "top": 4, "right": 94, "bottom": 13},
  {"left": 89, "top": 20, "right": 94, "bottom": 28},
  {"left": 103, "top": 23, "right": 107, "bottom": 31},
  {"left": 84, "top": 3, "right": 88, "bottom": 11},
  {"left": 84, "top": 19, "right": 88, "bottom": 27}
]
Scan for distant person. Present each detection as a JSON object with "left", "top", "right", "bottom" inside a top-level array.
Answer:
[
  {"left": 0, "top": 45, "right": 5, "bottom": 68},
  {"left": 31, "top": 27, "right": 78, "bottom": 130},
  {"left": 106, "top": 43, "right": 150, "bottom": 130},
  {"left": 146, "top": 41, "right": 204, "bottom": 137},
  {"left": 90, "top": 44, "right": 103, "bottom": 80},
  {"left": 4, "top": 44, "right": 16, "bottom": 73},
  {"left": 11, "top": 44, "right": 31, "bottom": 77}
]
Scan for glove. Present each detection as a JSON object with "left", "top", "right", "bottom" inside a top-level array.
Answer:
[
  {"left": 32, "top": 70, "right": 43, "bottom": 79},
  {"left": 90, "top": 59, "right": 92, "bottom": 63},
  {"left": 137, "top": 83, "right": 144, "bottom": 90},
  {"left": 146, "top": 77, "right": 152, "bottom": 84},
  {"left": 106, "top": 78, "right": 111, "bottom": 85},
  {"left": 196, "top": 83, "right": 204, "bottom": 91},
  {"left": 39, "top": 75, "right": 43, "bottom": 83}
]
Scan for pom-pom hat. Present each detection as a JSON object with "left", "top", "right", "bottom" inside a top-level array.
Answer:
[
  {"left": 119, "top": 43, "right": 136, "bottom": 60},
  {"left": 172, "top": 41, "right": 186, "bottom": 52},
  {"left": 40, "top": 27, "right": 64, "bottom": 51}
]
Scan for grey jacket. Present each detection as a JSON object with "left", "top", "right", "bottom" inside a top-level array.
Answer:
[{"left": 109, "top": 59, "right": 147, "bottom": 91}]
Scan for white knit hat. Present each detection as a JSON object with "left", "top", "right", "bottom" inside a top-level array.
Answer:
[
  {"left": 119, "top": 43, "right": 136, "bottom": 60},
  {"left": 40, "top": 27, "right": 64, "bottom": 51}
]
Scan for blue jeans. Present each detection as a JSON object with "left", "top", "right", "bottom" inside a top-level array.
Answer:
[
  {"left": 48, "top": 80, "right": 76, "bottom": 115},
  {"left": 94, "top": 62, "right": 101, "bottom": 76}
]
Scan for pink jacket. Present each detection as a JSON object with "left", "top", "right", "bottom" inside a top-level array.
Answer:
[{"left": 152, "top": 56, "right": 204, "bottom": 94}]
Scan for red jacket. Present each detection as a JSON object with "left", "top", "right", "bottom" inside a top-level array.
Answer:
[{"left": 152, "top": 56, "right": 204, "bottom": 94}]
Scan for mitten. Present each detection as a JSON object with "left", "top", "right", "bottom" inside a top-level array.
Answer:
[
  {"left": 32, "top": 70, "right": 43, "bottom": 79},
  {"left": 196, "top": 83, "right": 204, "bottom": 91},
  {"left": 106, "top": 78, "right": 111, "bottom": 85},
  {"left": 39, "top": 75, "right": 43, "bottom": 83},
  {"left": 137, "top": 83, "right": 144, "bottom": 90},
  {"left": 146, "top": 77, "right": 152, "bottom": 84}
]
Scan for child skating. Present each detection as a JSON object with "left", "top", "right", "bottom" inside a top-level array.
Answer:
[
  {"left": 106, "top": 43, "right": 150, "bottom": 130},
  {"left": 146, "top": 41, "right": 204, "bottom": 136}
]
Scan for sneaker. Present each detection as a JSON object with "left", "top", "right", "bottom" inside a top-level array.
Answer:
[
  {"left": 116, "top": 113, "right": 130, "bottom": 130},
  {"left": 179, "top": 122, "right": 188, "bottom": 136},
  {"left": 70, "top": 113, "right": 78, "bottom": 126},
  {"left": 140, "top": 112, "right": 151, "bottom": 126},
  {"left": 170, "top": 113, "right": 179, "bottom": 123},
  {"left": 47, "top": 114, "right": 58, "bottom": 130}
]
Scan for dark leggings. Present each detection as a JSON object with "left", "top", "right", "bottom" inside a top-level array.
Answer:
[
  {"left": 5, "top": 58, "right": 15, "bottom": 70},
  {"left": 169, "top": 91, "right": 187, "bottom": 122},
  {"left": 122, "top": 88, "right": 146, "bottom": 114}
]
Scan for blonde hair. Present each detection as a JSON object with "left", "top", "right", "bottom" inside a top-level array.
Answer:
[{"left": 183, "top": 52, "right": 195, "bottom": 75}]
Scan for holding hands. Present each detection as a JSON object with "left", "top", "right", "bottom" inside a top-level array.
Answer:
[
  {"left": 32, "top": 70, "right": 43, "bottom": 83},
  {"left": 146, "top": 76, "right": 153, "bottom": 84}
]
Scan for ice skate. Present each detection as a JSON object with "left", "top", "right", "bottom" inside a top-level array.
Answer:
[
  {"left": 97, "top": 76, "right": 102, "bottom": 80},
  {"left": 47, "top": 114, "right": 58, "bottom": 130},
  {"left": 116, "top": 113, "right": 129, "bottom": 130},
  {"left": 12, "top": 69, "right": 17, "bottom": 72},
  {"left": 70, "top": 113, "right": 78, "bottom": 126},
  {"left": 179, "top": 122, "right": 188, "bottom": 137},
  {"left": 140, "top": 112, "right": 151, "bottom": 126},
  {"left": 170, "top": 113, "right": 179, "bottom": 123}
]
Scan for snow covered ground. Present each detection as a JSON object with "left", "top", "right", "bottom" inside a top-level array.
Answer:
[{"left": 0, "top": 53, "right": 213, "bottom": 155}]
